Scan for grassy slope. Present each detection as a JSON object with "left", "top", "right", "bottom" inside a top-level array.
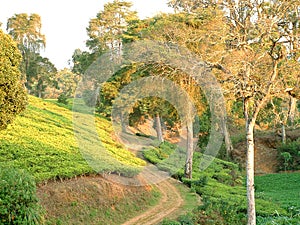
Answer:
[
  {"left": 143, "top": 144, "right": 299, "bottom": 224},
  {"left": 0, "top": 96, "right": 145, "bottom": 182},
  {"left": 37, "top": 176, "right": 161, "bottom": 225},
  {"left": 255, "top": 173, "right": 300, "bottom": 209},
  {"left": 255, "top": 173, "right": 300, "bottom": 224}
]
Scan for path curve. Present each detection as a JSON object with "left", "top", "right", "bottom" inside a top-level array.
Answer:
[{"left": 122, "top": 179, "right": 183, "bottom": 225}]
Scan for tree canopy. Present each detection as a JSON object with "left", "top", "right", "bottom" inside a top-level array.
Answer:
[{"left": 0, "top": 29, "right": 27, "bottom": 130}]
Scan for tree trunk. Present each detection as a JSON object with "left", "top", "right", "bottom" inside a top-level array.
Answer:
[
  {"left": 38, "top": 89, "right": 42, "bottom": 98},
  {"left": 222, "top": 118, "right": 233, "bottom": 157},
  {"left": 120, "top": 113, "right": 127, "bottom": 133},
  {"left": 184, "top": 121, "right": 194, "bottom": 179},
  {"left": 155, "top": 113, "right": 164, "bottom": 143},
  {"left": 246, "top": 121, "right": 256, "bottom": 225},
  {"left": 281, "top": 123, "right": 286, "bottom": 144},
  {"left": 288, "top": 96, "right": 297, "bottom": 126}
]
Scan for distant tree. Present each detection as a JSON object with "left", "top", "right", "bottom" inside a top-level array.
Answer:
[
  {"left": 0, "top": 29, "right": 27, "bottom": 130},
  {"left": 168, "top": 0, "right": 218, "bottom": 13},
  {"left": 86, "top": 0, "right": 138, "bottom": 58},
  {"left": 139, "top": 11, "right": 228, "bottom": 178},
  {"left": 218, "top": 1, "right": 300, "bottom": 224},
  {"left": 27, "top": 54, "right": 57, "bottom": 98},
  {"left": 71, "top": 49, "right": 97, "bottom": 75},
  {"left": 7, "top": 13, "right": 46, "bottom": 89},
  {"left": 56, "top": 68, "right": 81, "bottom": 97}
]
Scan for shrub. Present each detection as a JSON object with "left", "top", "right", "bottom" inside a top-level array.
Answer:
[
  {"left": 277, "top": 140, "right": 300, "bottom": 171},
  {"left": 0, "top": 167, "right": 44, "bottom": 224},
  {"left": 0, "top": 30, "right": 27, "bottom": 130},
  {"left": 195, "top": 197, "right": 247, "bottom": 225},
  {"left": 57, "top": 93, "right": 68, "bottom": 105},
  {"left": 143, "top": 142, "right": 177, "bottom": 164},
  {"left": 161, "top": 219, "right": 181, "bottom": 225}
]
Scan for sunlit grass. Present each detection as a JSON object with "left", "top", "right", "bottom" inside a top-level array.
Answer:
[{"left": 0, "top": 96, "right": 145, "bottom": 182}]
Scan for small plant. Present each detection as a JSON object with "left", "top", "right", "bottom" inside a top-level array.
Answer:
[
  {"left": 277, "top": 141, "right": 300, "bottom": 171},
  {"left": 0, "top": 167, "right": 44, "bottom": 224},
  {"left": 57, "top": 93, "right": 69, "bottom": 105},
  {"left": 161, "top": 219, "right": 181, "bottom": 225},
  {"left": 280, "top": 152, "right": 292, "bottom": 171}
]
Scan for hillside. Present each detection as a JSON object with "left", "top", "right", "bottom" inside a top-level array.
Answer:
[
  {"left": 0, "top": 96, "right": 203, "bottom": 224},
  {"left": 0, "top": 96, "right": 145, "bottom": 182},
  {"left": 232, "top": 129, "right": 300, "bottom": 174}
]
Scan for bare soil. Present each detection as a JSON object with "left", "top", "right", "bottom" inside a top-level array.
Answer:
[
  {"left": 37, "top": 175, "right": 158, "bottom": 225},
  {"left": 122, "top": 179, "right": 184, "bottom": 225},
  {"left": 232, "top": 129, "right": 300, "bottom": 174},
  {"left": 37, "top": 174, "right": 185, "bottom": 225}
]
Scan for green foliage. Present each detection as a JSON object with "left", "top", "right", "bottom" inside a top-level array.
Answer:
[
  {"left": 0, "top": 167, "right": 44, "bottom": 224},
  {"left": 27, "top": 54, "right": 57, "bottom": 98},
  {"left": 257, "top": 216, "right": 300, "bottom": 225},
  {"left": 86, "top": 0, "right": 137, "bottom": 53},
  {"left": 57, "top": 93, "right": 68, "bottom": 105},
  {"left": 161, "top": 219, "right": 181, "bottom": 225},
  {"left": 161, "top": 213, "right": 196, "bottom": 225},
  {"left": 0, "top": 96, "right": 145, "bottom": 182},
  {"left": 255, "top": 173, "right": 300, "bottom": 210},
  {"left": 71, "top": 49, "right": 98, "bottom": 75},
  {"left": 194, "top": 198, "right": 247, "bottom": 225},
  {"left": 277, "top": 140, "right": 300, "bottom": 171},
  {"left": 158, "top": 151, "right": 292, "bottom": 224},
  {"left": 255, "top": 172, "right": 300, "bottom": 224},
  {"left": 6, "top": 13, "right": 47, "bottom": 92},
  {"left": 0, "top": 29, "right": 27, "bottom": 130},
  {"left": 143, "top": 142, "right": 176, "bottom": 164},
  {"left": 47, "top": 68, "right": 80, "bottom": 99}
]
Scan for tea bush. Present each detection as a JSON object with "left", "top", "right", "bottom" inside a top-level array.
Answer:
[
  {"left": 277, "top": 140, "right": 300, "bottom": 171},
  {"left": 0, "top": 167, "right": 44, "bottom": 224}
]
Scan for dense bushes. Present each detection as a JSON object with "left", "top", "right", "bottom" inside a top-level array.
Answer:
[
  {"left": 0, "top": 29, "right": 27, "bottom": 130},
  {"left": 0, "top": 96, "right": 145, "bottom": 182},
  {"left": 0, "top": 167, "right": 44, "bottom": 224},
  {"left": 147, "top": 148, "right": 291, "bottom": 225},
  {"left": 143, "top": 142, "right": 176, "bottom": 164},
  {"left": 57, "top": 93, "right": 68, "bottom": 105},
  {"left": 277, "top": 140, "right": 300, "bottom": 171}
]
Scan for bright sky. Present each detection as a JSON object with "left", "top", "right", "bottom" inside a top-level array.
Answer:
[{"left": 0, "top": 0, "right": 173, "bottom": 69}]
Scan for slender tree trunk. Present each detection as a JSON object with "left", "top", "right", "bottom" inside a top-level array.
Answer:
[
  {"left": 246, "top": 120, "right": 256, "bottom": 225},
  {"left": 120, "top": 113, "right": 127, "bottom": 133},
  {"left": 155, "top": 113, "right": 164, "bottom": 143},
  {"left": 288, "top": 95, "right": 297, "bottom": 126},
  {"left": 222, "top": 118, "right": 233, "bottom": 157},
  {"left": 184, "top": 121, "right": 194, "bottom": 179},
  {"left": 281, "top": 123, "right": 286, "bottom": 144},
  {"left": 244, "top": 97, "right": 256, "bottom": 225}
]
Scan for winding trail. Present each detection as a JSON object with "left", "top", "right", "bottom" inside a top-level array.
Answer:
[{"left": 122, "top": 179, "right": 184, "bottom": 225}]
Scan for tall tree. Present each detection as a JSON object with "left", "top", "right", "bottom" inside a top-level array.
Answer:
[
  {"left": 221, "top": 1, "right": 300, "bottom": 224},
  {"left": 167, "top": 0, "right": 300, "bottom": 223},
  {"left": 140, "top": 10, "right": 230, "bottom": 177},
  {"left": 168, "top": 0, "right": 218, "bottom": 12},
  {"left": 71, "top": 49, "right": 97, "bottom": 75},
  {"left": 27, "top": 54, "right": 57, "bottom": 98},
  {"left": 86, "top": 0, "right": 138, "bottom": 58},
  {"left": 0, "top": 29, "right": 27, "bottom": 130},
  {"left": 7, "top": 13, "right": 46, "bottom": 89}
]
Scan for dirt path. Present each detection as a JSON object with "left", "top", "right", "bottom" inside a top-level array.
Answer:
[{"left": 122, "top": 179, "right": 184, "bottom": 225}]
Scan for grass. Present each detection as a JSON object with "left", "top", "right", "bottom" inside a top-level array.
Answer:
[
  {"left": 143, "top": 143, "right": 298, "bottom": 224},
  {"left": 0, "top": 96, "right": 145, "bottom": 182},
  {"left": 255, "top": 173, "right": 300, "bottom": 209},
  {"left": 255, "top": 172, "right": 300, "bottom": 224},
  {"left": 40, "top": 181, "right": 161, "bottom": 225}
]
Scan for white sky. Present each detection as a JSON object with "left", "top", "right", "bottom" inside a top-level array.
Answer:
[{"left": 0, "top": 0, "right": 173, "bottom": 69}]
